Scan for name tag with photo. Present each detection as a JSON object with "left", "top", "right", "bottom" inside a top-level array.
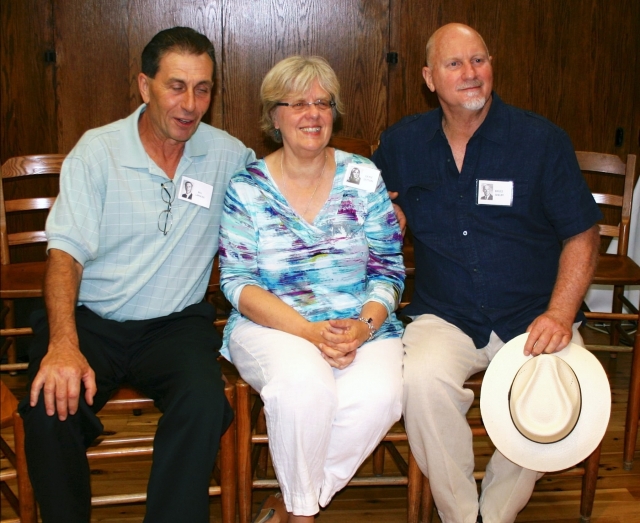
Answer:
[
  {"left": 476, "top": 180, "right": 514, "bottom": 206},
  {"left": 344, "top": 163, "right": 380, "bottom": 193},
  {"left": 178, "top": 176, "right": 213, "bottom": 208}
]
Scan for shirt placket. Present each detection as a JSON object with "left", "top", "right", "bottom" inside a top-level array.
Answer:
[{"left": 454, "top": 136, "right": 489, "bottom": 313}]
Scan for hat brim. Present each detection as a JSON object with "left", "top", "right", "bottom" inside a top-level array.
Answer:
[{"left": 480, "top": 333, "right": 611, "bottom": 472}]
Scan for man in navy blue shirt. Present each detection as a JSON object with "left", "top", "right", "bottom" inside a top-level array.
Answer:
[{"left": 373, "top": 23, "right": 601, "bottom": 523}]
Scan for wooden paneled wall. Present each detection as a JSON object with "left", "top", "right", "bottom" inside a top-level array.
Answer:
[
  {"left": 3, "top": 0, "right": 638, "bottom": 161},
  {"left": 1, "top": 0, "right": 639, "bottom": 263}
]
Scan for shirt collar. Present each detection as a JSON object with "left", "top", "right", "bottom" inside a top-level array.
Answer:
[
  {"left": 424, "top": 108, "right": 444, "bottom": 143},
  {"left": 473, "top": 92, "right": 509, "bottom": 145},
  {"left": 119, "top": 104, "right": 209, "bottom": 169},
  {"left": 425, "top": 92, "right": 510, "bottom": 145}
]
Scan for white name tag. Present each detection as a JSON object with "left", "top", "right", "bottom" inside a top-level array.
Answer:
[
  {"left": 343, "top": 163, "right": 380, "bottom": 193},
  {"left": 178, "top": 176, "right": 213, "bottom": 208},
  {"left": 477, "top": 180, "right": 514, "bottom": 206}
]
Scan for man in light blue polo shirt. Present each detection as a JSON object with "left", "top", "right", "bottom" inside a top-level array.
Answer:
[{"left": 18, "top": 27, "right": 255, "bottom": 523}]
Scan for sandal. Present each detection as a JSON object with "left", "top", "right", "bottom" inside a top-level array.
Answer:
[{"left": 253, "top": 492, "right": 289, "bottom": 523}]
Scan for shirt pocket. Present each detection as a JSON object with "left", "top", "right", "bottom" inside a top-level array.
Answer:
[
  {"left": 404, "top": 181, "right": 450, "bottom": 240},
  {"left": 477, "top": 181, "right": 531, "bottom": 221}
]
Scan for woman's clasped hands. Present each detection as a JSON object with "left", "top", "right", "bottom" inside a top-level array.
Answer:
[{"left": 312, "top": 318, "right": 370, "bottom": 369}]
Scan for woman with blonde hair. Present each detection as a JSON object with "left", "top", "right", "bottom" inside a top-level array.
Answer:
[{"left": 219, "top": 56, "right": 405, "bottom": 522}]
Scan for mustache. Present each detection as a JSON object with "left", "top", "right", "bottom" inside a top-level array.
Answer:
[{"left": 456, "top": 81, "right": 483, "bottom": 90}]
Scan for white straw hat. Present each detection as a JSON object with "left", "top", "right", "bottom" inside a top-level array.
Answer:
[{"left": 480, "top": 333, "right": 611, "bottom": 472}]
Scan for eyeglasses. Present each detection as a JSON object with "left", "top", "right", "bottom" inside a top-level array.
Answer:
[
  {"left": 276, "top": 99, "right": 336, "bottom": 112},
  {"left": 158, "top": 180, "right": 175, "bottom": 235}
]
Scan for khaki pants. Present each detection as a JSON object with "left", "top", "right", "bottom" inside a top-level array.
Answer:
[{"left": 402, "top": 314, "right": 583, "bottom": 523}]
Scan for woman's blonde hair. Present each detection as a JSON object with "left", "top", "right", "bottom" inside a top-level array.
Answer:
[{"left": 260, "top": 56, "right": 344, "bottom": 143}]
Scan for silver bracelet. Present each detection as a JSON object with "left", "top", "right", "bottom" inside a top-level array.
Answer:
[{"left": 358, "top": 317, "right": 376, "bottom": 341}]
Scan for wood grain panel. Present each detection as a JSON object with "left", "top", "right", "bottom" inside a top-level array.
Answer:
[
  {"left": 54, "top": 0, "right": 130, "bottom": 153},
  {"left": 0, "top": 0, "right": 57, "bottom": 163},
  {"left": 127, "top": 0, "right": 224, "bottom": 128},
  {"left": 222, "top": 0, "right": 389, "bottom": 157}
]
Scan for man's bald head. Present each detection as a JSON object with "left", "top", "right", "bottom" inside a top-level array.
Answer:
[{"left": 425, "top": 23, "right": 490, "bottom": 67}]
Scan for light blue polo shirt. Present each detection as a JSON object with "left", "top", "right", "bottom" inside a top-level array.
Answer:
[{"left": 46, "top": 104, "right": 255, "bottom": 321}]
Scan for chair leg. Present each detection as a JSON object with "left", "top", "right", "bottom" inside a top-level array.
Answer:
[
  {"left": 13, "top": 411, "right": 37, "bottom": 523},
  {"left": 607, "top": 285, "right": 626, "bottom": 356},
  {"left": 624, "top": 331, "right": 640, "bottom": 469},
  {"left": 236, "top": 380, "right": 253, "bottom": 523},
  {"left": 220, "top": 379, "right": 237, "bottom": 523},
  {"left": 3, "top": 299, "right": 18, "bottom": 366},
  {"left": 407, "top": 450, "right": 423, "bottom": 523},
  {"left": 255, "top": 408, "right": 269, "bottom": 478},
  {"left": 579, "top": 442, "right": 602, "bottom": 522},
  {"left": 372, "top": 443, "right": 385, "bottom": 476},
  {"left": 420, "top": 472, "right": 434, "bottom": 523}
]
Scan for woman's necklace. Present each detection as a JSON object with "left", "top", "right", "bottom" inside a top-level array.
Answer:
[{"left": 280, "top": 151, "right": 328, "bottom": 217}]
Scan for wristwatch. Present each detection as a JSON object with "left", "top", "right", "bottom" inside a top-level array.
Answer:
[{"left": 358, "top": 317, "right": 376, "bottom": 341}]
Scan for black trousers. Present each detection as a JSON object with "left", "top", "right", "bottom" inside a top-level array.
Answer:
[{"left": 18, "top": 301, "right": 233, "bottom": 523}]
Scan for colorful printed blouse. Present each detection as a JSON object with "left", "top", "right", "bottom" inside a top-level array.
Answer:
[{"left": 219, "top": 150, "right": 405, "bottom": 358}]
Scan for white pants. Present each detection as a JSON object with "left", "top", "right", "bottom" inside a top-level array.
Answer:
[
  {"left": 402, "top": 314, "right": 584, "bottom": 523},
  {"left": 229, "top": 317, "right": 404, "bottom": 516}
]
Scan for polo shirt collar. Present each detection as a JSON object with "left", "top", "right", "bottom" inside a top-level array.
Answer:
[{"left": 119, "top": 104, "right": 209, "bottom": 169}]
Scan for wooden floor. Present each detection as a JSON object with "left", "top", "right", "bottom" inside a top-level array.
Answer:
[{"left": 2, "top": 327, "right": 639, "bottom": 522}]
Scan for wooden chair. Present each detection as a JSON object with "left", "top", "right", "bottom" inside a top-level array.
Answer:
[
  {"left": 328, "top": 135, "right": 375, "bottom": 158},
  {"left": 413, "top": 371, "right": 602, "bottom": 523},
  {"left": 1, "top": 380, "right": 30, "bottom": 523},
  {"left": 1, "top": 154, "right": 65, "bottom": 372},
  {"left": 11, "top": 377, "right": 237, "bottom": 523},
  {"left": 235, "top": 379, "right": 423, "bottom": 523},
  {"left": 577, "top": 152, "right": 639, "bottom": 469}
]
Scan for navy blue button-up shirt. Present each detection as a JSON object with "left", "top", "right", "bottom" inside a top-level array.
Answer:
[{"left": 373, "top": 94, "right": 602, "bottom": 348}]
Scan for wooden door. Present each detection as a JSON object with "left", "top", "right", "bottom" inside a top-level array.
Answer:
[{"left": 1, "top": 0, "right": 57, "bottom": 162}]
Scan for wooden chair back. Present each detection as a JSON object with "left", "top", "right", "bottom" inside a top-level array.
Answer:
[
  {"left": 328, "top": 136, "right": 374, "bottom": 158},
  {"left": 1, "top": 154, "right": 65, "bottom": 265},
  {"left": 576, "top": 152, "right": 637, "bottom": 255},
  {"left": 1, "top": 154, "right": 65, "bottom": 370},
  {"left": 577, "top": 152, "right": 640, "bottom": 469}
]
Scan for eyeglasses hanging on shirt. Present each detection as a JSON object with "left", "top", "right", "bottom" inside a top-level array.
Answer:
[{"left": 158, "top": 180, "right": 176, "bottom": 235}]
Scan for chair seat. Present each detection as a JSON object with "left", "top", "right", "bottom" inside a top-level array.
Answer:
[
  {"left": 0, "top": 262, "right": 46, "bottom": 298},
  {"left": 592, "top": 253, "right": 640, "bottom": 285}
]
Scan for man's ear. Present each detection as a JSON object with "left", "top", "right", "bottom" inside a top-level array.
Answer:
[
  {"left": 422, "top": 66, "right": 435, "bottom": 93},
  {"left": 138, "top": 73, "right": 151, "bottom": 104}
]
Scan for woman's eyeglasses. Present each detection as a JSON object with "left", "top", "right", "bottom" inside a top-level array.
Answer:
[{"left": 276, "top": 99, "right": 336, "bottom": 112}]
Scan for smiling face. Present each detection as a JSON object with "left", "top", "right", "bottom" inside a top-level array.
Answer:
[
  {"left": 138, "top": 51, "right": 214, "bottom": 146},
  {"left": 422, "top": 24, "right": 493, "bottom": 114},
  {"left": 272, "top": 79, "right": 334, "bottom": 157}
]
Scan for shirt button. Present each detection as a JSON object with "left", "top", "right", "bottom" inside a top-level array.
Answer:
[
  {"left": 460, "top": 194, "right": 463, "bottom": 199},
  {"left": 474, "top": 268, "right": 478, "bottom": 272},
  {"left": 463, "top": 231, "right": 468, "bottom": 236}
]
